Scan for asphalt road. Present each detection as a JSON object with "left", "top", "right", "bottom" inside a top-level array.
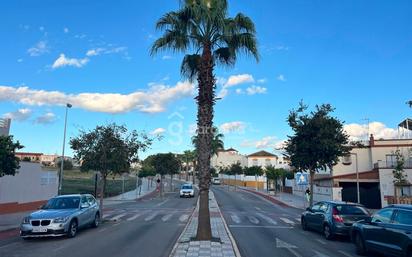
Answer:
[
  {"left": 0, "top": 180, "right": 196, "bottom": 257},
  {"left": 213, "top": 185, "right": 359, "bottom": 257}
]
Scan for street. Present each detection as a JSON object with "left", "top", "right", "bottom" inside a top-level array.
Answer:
[
  {"left": 213, "top": 185, "right": 358, "bottom": 257},
  {"left": 0, "top": 181, "right": 196, "bottom": 257}
]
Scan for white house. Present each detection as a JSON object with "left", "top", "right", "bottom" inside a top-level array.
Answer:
[{"left": 211, "top": 148, "right": 248, "bottom": 170}]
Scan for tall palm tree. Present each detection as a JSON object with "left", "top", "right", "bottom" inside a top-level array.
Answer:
[{"left": 151, "top": 0, "right": 258, "bottom": 240}]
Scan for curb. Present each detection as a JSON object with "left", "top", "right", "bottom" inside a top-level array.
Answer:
[
  {"left": 168, "top": 198, "right": 198, "bottom": 257},
  {"left": 241, "top": 188, "right": 303, "bottom": 210}
]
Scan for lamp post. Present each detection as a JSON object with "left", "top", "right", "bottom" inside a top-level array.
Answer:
[
  {"left": 350, "top": 153, "right": 360, "bottom": 204},
  {"left": 58, "top": 103, "right": 72, "bottom": 195}
]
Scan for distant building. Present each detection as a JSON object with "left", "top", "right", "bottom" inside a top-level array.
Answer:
[
  {"left": 247, "top": 150, "right": 280, "bottom": 168},
  {"left": 15, "top": 152, "right": 43, "bottom": 163},
  {"left": 211, "top": 148, "right": 248, "bottom": 170},
  {"left": 0, "top": 118, "right": 11, "bottom": 136},
  {"left": 40, "top": 154, "right": 59, "bottom": 166}
]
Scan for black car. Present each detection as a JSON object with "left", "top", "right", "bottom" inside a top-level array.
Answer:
[
  {"left": 301, "top": 201, "right": 370, "bottom": 240},
  {"left": 351, "top": 204, "right": 412, "bottom": 257}
]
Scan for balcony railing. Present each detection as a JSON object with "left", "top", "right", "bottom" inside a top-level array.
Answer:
[{"left": 374, "top": 160, "right": 412, "bottom": 169}]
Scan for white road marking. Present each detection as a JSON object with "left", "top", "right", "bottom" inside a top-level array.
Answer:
[
  {"left": 315, "top": 239, "right": 327, "bottom": 245},
  {"left": 144, "top": 211, "right": 158, "bottom": 221},
  {"left": 230, "top": 214, "right": 241, "bottom": 224},
  {"left": 155, "top": 200, "right": 168, "bottom": 207},
  {"left": 313, "top": 250, "right": 329, "bottom": 257},
  {"left": 279, "top": 217, "right": 295, "bottom": 225},
  {"left": 161, "top": 212, "right": 174, "bottom": 222},
  {"left": 0, "top": 242, "right": 20, "bottom": 249},
  {"left": 256, "top": 212, "right": 277, "bottom": 225},
  {"left": 110, "top": 213, "right": 127, "bottom": 221},
  {"left": 97, "top": 227, "right": 108, "bottom": 233},
  {"left": 229, "top": 225, "right": 291, "bottom": 228},
  {"left": 179, "top": 214, "right": 189, "bottom": 222},
  {"left": 275, "top": 238, "right": 302, "bottom": 257},
  {"left": 338, "top": 250, "right": 355, "bottom": 257},
  {"left": 255, "top": 207, "right": 261, "bottom": 211},
  {"left": 112, "top": 222, "right": 121, "bottom": 227},
  {"left": 248, "top": 216, "right": 259, "bottom": 224},
  {"left": 126, "top": 213, "right": 142, "bottom": 221},
  {"left": 295, "top": 218, "right": 301, "bottom": 222}
]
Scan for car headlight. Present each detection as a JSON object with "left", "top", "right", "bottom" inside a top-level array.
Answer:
[
  {"left": 53, "top": 217, "right": 70, "bottom": 223},
  {"left": 22, "top": 217, "right": 30, "bottom": 224}
]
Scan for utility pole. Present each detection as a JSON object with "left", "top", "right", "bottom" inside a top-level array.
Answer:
[{"left": 58, "top": 103, "right": 72, "bottom": 195}]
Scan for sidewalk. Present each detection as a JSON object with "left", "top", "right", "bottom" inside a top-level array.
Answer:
[
  {"left": 170, "top": 191, "right": 238, "bottom": 257},
  {"left": 241, "top": 187, "right": 307, "bottom": 210},
  {"left": 0, "top": 178, "right": 156, "bottom": 232}
]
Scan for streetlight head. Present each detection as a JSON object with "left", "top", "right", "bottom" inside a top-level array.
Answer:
[{"left": 66, "top": 103, "right": 72, "bottom": 108}]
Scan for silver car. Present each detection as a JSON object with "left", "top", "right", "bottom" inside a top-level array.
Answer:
[{"left": 20, "top": 194, "right": 100, "bottom": 239}]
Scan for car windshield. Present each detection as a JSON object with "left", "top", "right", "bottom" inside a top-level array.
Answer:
[
  {"left": 182, "top": 185, "right": 192, "bottom": 189},
  {"left": 43, "top": 197, "right": 80, "bottom": 209},
  {"left": 334, "top": 205, "right": 369, "bottom": 215}
]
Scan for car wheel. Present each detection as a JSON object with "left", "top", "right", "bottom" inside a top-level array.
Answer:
[
  {"left": 67, "top": 220, "right": 78, "bottom": 238},
  {"left": 323, "top": 224, "right": 334, "bottom": 240},
  {"left": 301, "top": 217, "right": 308, "bottom": 231},
  {"left": 354, "top": 233, "right": 366, "bottom": 256},
  {"left": 92, "top": 213, "right": 100, "bottom": 228}
]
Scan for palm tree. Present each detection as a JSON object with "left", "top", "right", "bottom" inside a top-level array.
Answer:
[
  {"left": 407, "top": 100, "right": 412, "bottom": 108},
  {"left": 151, "top": 0, "right": 258, "bottom": 240},
  {"left": 192, "top": 126, "right": 224, "bottom": 156}
]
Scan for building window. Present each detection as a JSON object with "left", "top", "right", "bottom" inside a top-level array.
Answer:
[
  {"left": 252, "top": 159, "right": 258, "bottom": 166},
  {"left": 386, "top": 154, "right": 397, "bottom": 168}
]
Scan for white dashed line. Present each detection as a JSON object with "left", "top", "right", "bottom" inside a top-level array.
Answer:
[
  {"left": 256, "top": 212, "right": 277, "bottom": 225},
  {"left": 179, "top": 214, "right": 189, "bottom": 222},
  {"left": 161, "top": 212, "right": 174, "bottom": 222},
  {"left": 126, "top": 213, "right": 142, "bottom": 221},
  {"left": 338, "top": 250, "right": 355, "bottom": 257},
  {"left": 279, "top": 217, "right": 295, "bottom": 225},
  {"left": 144, "top": 211, "right": 158, "bottom": 221},
  {"left": 230, "top": 214, "right": 241, "bottom": 224},
  {"left": 248, "top": 216, "right": 259, "bottom": 224},
  {"left": 315, "top": 239, "right": 327, "bottom": 245},
  {"left": 110, "top": 213, "right": 127, "bottom": 221}
]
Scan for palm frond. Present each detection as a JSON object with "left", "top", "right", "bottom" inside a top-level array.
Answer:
[
  {"left": 150, "top": 29, "right": 189, "bottom": 56},
  {"left": 181, "top": 54, "right": 201, "bottom": 81},
  {"left": 213, "top": 47, "right": 236, "bottom": 66},
  {"left": 229, "top": 32, "right": 259, "bottom": 61}
]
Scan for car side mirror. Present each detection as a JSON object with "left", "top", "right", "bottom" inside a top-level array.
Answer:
[
  {"left": 306, "top": 207, "right": 312, "bottom": 212},
  {"left": 80, "top": 203, "right": 89, "bottom": 209},
  {"left": 38, "top": 205, "right": 45, "bottom": 210}
]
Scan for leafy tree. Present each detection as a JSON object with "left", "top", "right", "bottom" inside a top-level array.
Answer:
[
  {"left": 70, "top": 123, "right": 152, "bottom": 215},
  {"left": 0, "top": 135, "right": 24, "bottom": 177},
  {"left": 265, "top": 166, "right": 292, "bottom": 192},
  {"left": 407, "top": 100, "right": 412, "bottom": 108},
  {"left": 153, "top": 153, "right": 181, "bottom": 192},
  {"left": 285, "top": 102, "right": 351, "bottom": 206},
  {"left": 210, "top": 167, "right": 218, "bottom": 177},
  {"left": 138, "top": 165, "right": 156, "bottom": 178},
  {"left": 228, "top": 162, "right": 243, "bottom": 175},
  {"left": 244, "top": 166, "right": 263, "bottom": 176},
  {"left": 56, "top": 159, "right": 73, "bottom": 170},
  {"left": 393, "top": 149, "right": 408, "bottom": 186},
  {"left": 151, "top": 0, "right": 258, "bottom": 239}
]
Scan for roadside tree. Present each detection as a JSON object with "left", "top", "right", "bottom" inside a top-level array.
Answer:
[{"left": 0, "top": 135, "right": 23, "bottom": 177}]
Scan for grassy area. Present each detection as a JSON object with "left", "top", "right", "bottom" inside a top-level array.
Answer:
[{"left": 61, "top": 171, "right": 137, "bottom": 197}]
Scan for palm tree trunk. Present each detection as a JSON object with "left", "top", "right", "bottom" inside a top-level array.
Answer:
[{"left": 195, "top": 43, "right": 215, "bottom": 240}]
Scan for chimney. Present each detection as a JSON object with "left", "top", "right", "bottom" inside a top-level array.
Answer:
[{"left": 369, "top": 134, "right": 375, "bottom": 147}]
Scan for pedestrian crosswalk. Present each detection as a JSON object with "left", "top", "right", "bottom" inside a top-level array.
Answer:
[
  {"left": 226, "top": 211, "right": 301, "bottom": 227},
  {"left": 102, "top": 209, "right": 191, "bottom": 224}
]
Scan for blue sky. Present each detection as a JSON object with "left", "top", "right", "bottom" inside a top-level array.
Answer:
[{"left": 1, "top": 0, "right": 411, "bottom": 159}]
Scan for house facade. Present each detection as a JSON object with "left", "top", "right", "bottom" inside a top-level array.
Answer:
[
  {"left": 247, "top": 150, "right": 279, "bottom": 168},
  {"left": 307, "top": 134, "right": 412, "bottom": 209},
  {"left": 211, "top": 148, "right": 248, "bottom": 170}
]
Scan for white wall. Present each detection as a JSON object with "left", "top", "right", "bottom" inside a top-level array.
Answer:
[
  {"left": 0, "top": 162, "right": 58, "bottom": 204},
  {"left": 380, "top": 168, "right": 412, "bottom": 207},
  {"left": 247, "top": 157, "right": 277, "bottom": 168},
  {"left": 211, "top": 151, "right": 248, "bottom": 170}
]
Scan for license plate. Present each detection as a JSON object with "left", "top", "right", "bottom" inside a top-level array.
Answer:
[{"left": 32, "top": 227, "right": 47, "bottom": 233}]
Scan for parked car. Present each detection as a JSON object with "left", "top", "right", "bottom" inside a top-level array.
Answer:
[
  {"left": 20, "top": 194, "right": 100, "bottom": 239},
  {"left": 179, "top": 183, "right": 194, "bottom": 198},
  {"left": 301, "top": 201, "right": 370, "bottom": 240},
  {"left": 351, "top": 204, "right": 412, "bottom": 256},
  {"left": 212, "top": 178, "right": 221, "bottom": 185}
]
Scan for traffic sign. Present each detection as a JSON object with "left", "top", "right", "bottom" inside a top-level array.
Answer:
[{"left": 295, "top": 172, "right": 308, "bottom": 185}]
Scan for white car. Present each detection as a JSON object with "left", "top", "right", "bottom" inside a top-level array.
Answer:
[
  {"left": 212, "top": 178, "right": 221, "bottom": 185},
  {"left": 179, "top": 184, "right": 194, "bottom": 198}
]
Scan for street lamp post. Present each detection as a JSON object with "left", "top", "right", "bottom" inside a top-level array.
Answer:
[
  {"left": 350, "top": 153, "right": 360, "bottom": 204},
  {"left": 58, "top": 103, "right": 72, "bottom": 195}
]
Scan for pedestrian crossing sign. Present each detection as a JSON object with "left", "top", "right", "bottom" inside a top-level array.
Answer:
[{"left": 295, "top": 172, "right": 308, "bottom": 185}]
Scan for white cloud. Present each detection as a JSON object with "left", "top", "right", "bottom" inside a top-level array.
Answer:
[
  {"left": 277, "top": 74, "right": 286, "bottom": 82},
  {"left": 217, "top": 88, "right": 228, "bottom": 98},
  {"left": 162, "top": 55, "right": 172, "bottom": 60},
  {"left": 52, "top": 54, "right": 89, "bottom": 69},
  {"left": 0, "top": 81, "right": 194, "bottom": 114},
  {"left": 219, "top": 121, "right": 246, "bottom": 134},
  {"left": 27, "top": 41, "right": 49, "bottom": 56},
  {"left": 86, "top": 47, "right": 127, "bottom": 57},
  {"left": 246, "top": 85, "right": 267, "bottom": 95},
  {"left": 344, "top": 121, "right": 399, "bottom": 141},
  {"left": 241, "top": 136, "right": 284, "bottom": 149},
  {"left": 17, "top": 58, "right": 23, "bottom": 63},
  {"left": 39, "top": 26, "right": 45, "bottom": 31},
  {"left": 235, "top": 88, "right": 243, "bottom": 94},
  {"left": 35, "top": 112, "right": 56, "bottom": 124},
  {"left": 64, "top": 27, "right": 69, "bottom": 33},
  {"left": 150, "top": 128, "right": 166, "bottom": 135},
  {"left": 276, "top": 45, "right": 289, "bottom": 51},
  {"left": 225, "top": 74, "right": 254, "bottom": 87},
  {"left": 86, "top": 48, "right": 105, "bottom": 56},
  {"left": 3, "top": 108, "right": 32, "bottom": 121},
  {"left": 257, "top": 78, "right": 267, "bottom": 84}
]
